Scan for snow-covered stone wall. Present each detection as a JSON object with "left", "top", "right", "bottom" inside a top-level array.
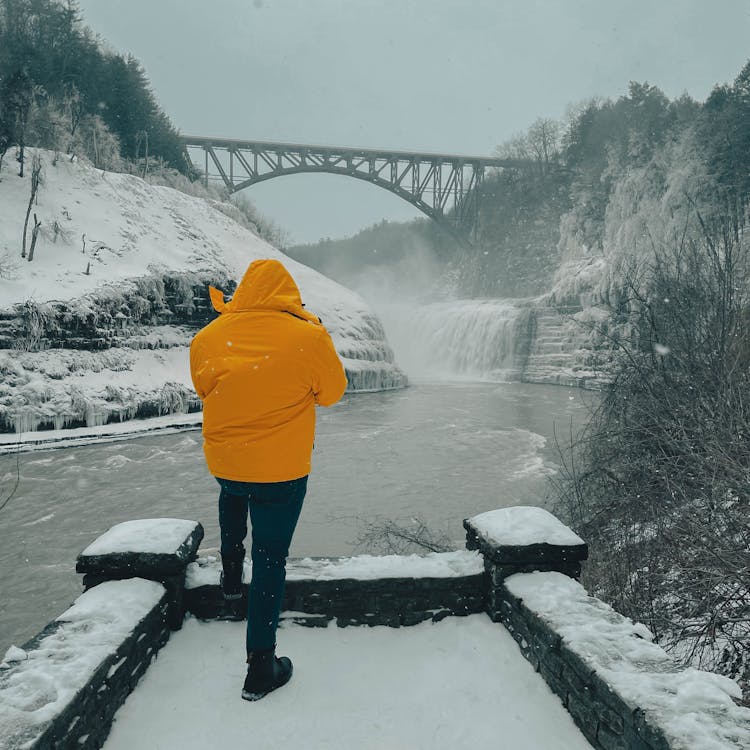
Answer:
[
  {"left": 500, "top": 573, "right": 750, "bottom": 750},
  {"left": 185, "top": 551, "right": 486, "bottom": 627},
  {"left": 5, "top": 508, "right": 747, "bottom": 749},
  {"left": 467, "top": 507, "right": 750, "bottom": 750},
  {"left": 0, "top": 579, "right": 171, "bottom": 750}
]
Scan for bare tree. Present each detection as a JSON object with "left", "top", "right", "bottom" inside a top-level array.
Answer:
[
  {"left": 63, "top": 82, "right": 84, "bottom": 155},
  {"left": 21, "top": 153, "right": 43, "bottom": 258},
  {"left": 27, "top": 212, "right": 41, "bottom": 261},
  {"left": 355, "top": 516, "right": 454, "bottom": 555}
]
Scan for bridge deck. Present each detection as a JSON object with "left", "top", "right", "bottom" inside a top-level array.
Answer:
[
  {"left": 103, "top": 614, "right": 593, "bottom": 750},
  {"left": 183, "top": 135, "right": 517, "bottom": 167}
]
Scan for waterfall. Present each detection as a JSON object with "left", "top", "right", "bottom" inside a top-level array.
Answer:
[{"left": 378, "top": 300, "right": 530, "bottom": 382}]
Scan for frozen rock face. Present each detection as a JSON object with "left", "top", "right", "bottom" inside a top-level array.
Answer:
[
  {"left": 0, "top": 150, "right": 406, "bottom": 433},
  {"left": 329, "top": 310, "right": 407, "bottom": 391}
]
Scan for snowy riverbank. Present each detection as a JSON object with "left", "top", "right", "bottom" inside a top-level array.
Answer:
[{"left": 0, "top": 151, "right": 407, "bottom": 433}]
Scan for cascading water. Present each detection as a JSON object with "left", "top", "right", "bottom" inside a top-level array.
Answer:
[{"left": 376, "top": 299, "right": 531, "bottom": 382}]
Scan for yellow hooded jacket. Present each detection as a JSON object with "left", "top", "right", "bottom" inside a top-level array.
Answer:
[{"left": 189, "top": 259, "right": 348, "bottom": 482}]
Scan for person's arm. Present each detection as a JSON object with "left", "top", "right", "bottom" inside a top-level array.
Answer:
[
  {"left": 189, "top": 335, "right": 210, "bottom": 401},
  {"left": 311, "top": 326, "right": 348, "bottom": 406}
]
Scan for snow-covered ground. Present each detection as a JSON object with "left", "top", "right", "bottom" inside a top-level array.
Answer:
[
  {"left": 103, "top": 615, "right": 594, "bottom": 750},
  {"left": 0, "top": 151, "right": 406, "bottom": 433}
]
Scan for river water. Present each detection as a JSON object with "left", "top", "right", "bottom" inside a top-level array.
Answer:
[{"left": 0, "top": 382, "right": 589, "bottom": 656}]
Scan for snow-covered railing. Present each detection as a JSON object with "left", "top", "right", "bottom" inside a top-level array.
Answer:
[
  {"left": 3, "top": 509, "right": 748, "bottom": 750},
  {"left": 465, "top": 506, "right": 750, "bottom": 750}
]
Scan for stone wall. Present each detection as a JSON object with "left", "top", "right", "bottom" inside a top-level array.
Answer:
[
  {"left": 496, "top": 577, "right": 666, "bottom": 750},
  {"left": 3, "top": 512, "right": 748, "bottom": 750},
  {"left": 465, "top": 507, "right": 750, "bottom": 750},
  {"left": 0, "top": 580, "right": 171, "bottom": 750},
  {"left": 185, "top": 556, "right": 486, "bottom": 627}
]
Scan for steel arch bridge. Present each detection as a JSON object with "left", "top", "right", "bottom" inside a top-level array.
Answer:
[{"left": 182, "top": 136, "right": 522, "bottom": 243}]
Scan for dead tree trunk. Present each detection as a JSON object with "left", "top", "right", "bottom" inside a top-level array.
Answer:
[
  {"left": 27, "top": 213, "right": 41, "bottom": 262},
  {"left": 21, "top": 155, "right": 42, "bottom": 258}
]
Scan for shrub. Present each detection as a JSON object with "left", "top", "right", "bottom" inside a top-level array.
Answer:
[{"left": 554, "top": 210, "right": 750, "bottom": 693}]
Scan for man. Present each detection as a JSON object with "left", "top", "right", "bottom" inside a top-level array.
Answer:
[{"left": 190, "top": 258, "right": 347, "bottom": 701}]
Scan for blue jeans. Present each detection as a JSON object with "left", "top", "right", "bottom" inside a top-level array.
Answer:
[{"left": 216, "top": 476, "right": 307, "bottom": 653}]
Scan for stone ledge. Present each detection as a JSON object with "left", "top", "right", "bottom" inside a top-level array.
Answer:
[
  {"left": 185, "top": 550, "right": 484, "bottom": 590},
  {"left": 0, "top": 579, "right": 170, "bottom": 750},
  {"left": 499, "top": 572, "right": 750, "bottom": 750},
  {"left": 76, "top": 518, "right": 204, "bottom": 579},
  {"left": 186, "top": 571, "right": 487, "bottom": 627},
  {"left": 464, "top": 506, "right": 588, "bottom": 568}
]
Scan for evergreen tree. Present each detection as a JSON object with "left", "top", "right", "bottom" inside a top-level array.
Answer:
[{"left": 0, "top": 0, "right": 189, "bottom": 172}]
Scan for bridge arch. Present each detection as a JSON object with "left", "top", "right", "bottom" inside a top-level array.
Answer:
[{"left": 183, "top": 136, "right": 522, "bottom": 244}]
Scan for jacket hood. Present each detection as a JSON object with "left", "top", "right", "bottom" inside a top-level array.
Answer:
[{"left": 209, "top": 259, "right": 320, "bottom": 323}]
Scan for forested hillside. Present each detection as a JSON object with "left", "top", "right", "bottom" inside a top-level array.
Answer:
[
  {"left": 0, "top": 0, "right": 187, "bottom": 174},
  {"left": 290, "top": 64, "right": 750, "bottom": 303},
  {"left": 0, "top": 0, "right": 286, "bottom": 245}
]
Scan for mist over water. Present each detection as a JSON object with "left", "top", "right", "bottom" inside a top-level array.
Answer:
[{"left": 326, "top": 243, "right": 527, "bottom": 383}]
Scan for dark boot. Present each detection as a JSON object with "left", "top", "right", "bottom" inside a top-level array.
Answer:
[
  {"left": 220, "top": 557, "right": 244, "bottom": 600},
  {"left": 241, "top": 647, "right": 293, "bottom": 701}
]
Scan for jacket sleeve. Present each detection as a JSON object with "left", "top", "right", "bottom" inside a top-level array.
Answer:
[
  {"left": 189, "top": 335, "right": 210, "bottom": 401},
  {"left": 311, "top": 326, "right": 348, "bottom": 407}
]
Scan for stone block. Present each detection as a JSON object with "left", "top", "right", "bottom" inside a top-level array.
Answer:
[
  {"left": 632, "top": 708, "right": 672, "bottom": 750},
  {"left": 596, "top": 721, "right": 628, "bottom": 750},
  {"left": 76, "top": 519, "right": 204, "bottom": 579},
  {"left": 620, "top": 726, "right": 657, "bottom": 750},
  {"left": 463, "top": 508, "right": 588, "bottom": 572},
  {"left": 526, "top": 612, "right": 562, "bottom": 651},
  {"left": 561, "top": 662, "right": 588, "bottom": 695},
  {"left": 589, "top": 673, "right": 637, "bottom": 719},
  {"left": 538, "top": 660, "right": 569, "bottom": 705},
  {"left": 537, "top": 647, "right": 565, "bottom": 678},
  {"left": 401, "top": 611, "right": 432, "bottom": 627},
  {"left": 559, "top": 643, "right": 595, "bottom": 684},
  {"left": 431, "top": 609, "right": 452, "bottom": 623},
  {"left": 566, "top": 691, "right": 600, "bottom": 745},
  {"left": 279, "top": 612, "right": 333, "bottom": 628}
]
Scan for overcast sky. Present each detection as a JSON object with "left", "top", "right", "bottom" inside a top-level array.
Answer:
[{"left": 77, "top": 0, "right": 750, "bottom": 245}]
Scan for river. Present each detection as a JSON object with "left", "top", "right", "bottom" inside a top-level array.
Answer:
[{"left": 0, "top": 381, "right": 589, "bottom": 656}]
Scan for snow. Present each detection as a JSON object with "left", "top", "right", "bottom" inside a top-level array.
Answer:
[
  {"left": 56, "top": 579, "right": 164, "bottom": 626},
  {"left": 0, "top": 579, "right": 164, "bottom": 737},
  {"left": 103, "top": 615, "right": 594, "bottom": 750},
  {"left": 185, "top": 550, "right": 484, "bottom": 589},
  {"left": 1, "top": 646, "right": 28, "bottom": 666},
  {"left": 0, "top": 346, "right": 198, "bottom": 433},
  {"left": 468, "top": 506, "right": 585, "bottom": 547},
  {"left": 0, "top": 152, "right": 358, "bottom": 319},
  {"left": 80, "top": 518, "right": 199, "bottom": 557},
  {"left": 0, "top": 410, "right": 202, "bottom": 453},
  {"left": 505, "top": 572, "right": 750, "bottom": 750},
  {"left": 0, "top": 150, "right": 406, "bottom": 434}
]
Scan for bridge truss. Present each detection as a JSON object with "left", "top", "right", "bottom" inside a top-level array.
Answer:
[{"left": 183, "top": 136, "right": 518, "bottom": 243}]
